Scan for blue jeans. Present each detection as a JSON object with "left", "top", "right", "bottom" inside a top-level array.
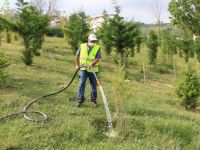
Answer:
[{"left": 77, "top": 70, "right": 97, "bottom": 103}]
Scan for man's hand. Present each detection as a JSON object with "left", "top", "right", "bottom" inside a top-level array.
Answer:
[
  {"left": 76, "top": 65, "right": 80, "bottom": 71},
  {"left": 89, "top": 58, "right": 100, "bottom": 70},
  {"left": 88, "top": 64, "right": 93, "bottom": 70}
]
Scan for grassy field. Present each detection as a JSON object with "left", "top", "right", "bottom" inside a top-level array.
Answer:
[{"left": 0, "top": 37, "right": 200, "bottom": 150}]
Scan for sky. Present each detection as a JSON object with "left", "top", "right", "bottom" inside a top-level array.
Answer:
[{"left": 0, "top": 0, "right": 172, "bottom": 24}]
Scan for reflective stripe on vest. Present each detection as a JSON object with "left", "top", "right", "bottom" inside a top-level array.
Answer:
[{"left": 80, "top": 43, "right": 100, "bottom": 72}]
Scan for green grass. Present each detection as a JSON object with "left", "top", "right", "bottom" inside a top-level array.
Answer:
[{"left": 0, "top": 37, "right": 200, "bottom": 150}]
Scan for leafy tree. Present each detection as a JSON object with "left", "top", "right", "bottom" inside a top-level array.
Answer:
[
  {"left": 169, "top": 0, "right": 200, "bottom": 64},
  {"left": 147, "top": 30, "right": 159, "bottom": 65},
  {"left": 161, "top": 28, "right": 177, "bottom": 55},
  {"left": 168, "top": 0, "right": 200, "bottom": 36},
  {"left": 65, "top": 11, "right": 90, "bottom": 55},
  {"left": 176, "top": 31, "right": 194, "bottom": 63},
  {"left": 0, "top": 0, "right": 49, "bottom": 65},
  {"left": 176, "top": 67, "right": 200, "bottom": 110}
]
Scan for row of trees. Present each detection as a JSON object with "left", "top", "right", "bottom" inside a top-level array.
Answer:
[
  {"left": 64, "top": 1, "right": 200, "bottom": 81},
  {"left": 0, "top": 0, "right": 199, "bottom": 109},
  {"left": 65, "top": 4, "right": 142, "bottom": 79},
  {"left": 64, "top": 0, "right": 200, "bottom": 109},
  {"left": 1, "top": 0, "right": 198, "bottom": 70}
]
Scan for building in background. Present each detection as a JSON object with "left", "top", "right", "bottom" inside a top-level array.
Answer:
[
  {"left": 0, "top": 8, "right": 16, "bottom": 16},
  {"left": 89, "top": 14, "right": 114, "bottom": 32}
]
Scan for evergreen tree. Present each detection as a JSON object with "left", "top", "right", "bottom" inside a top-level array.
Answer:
[
  {"left": 65, "top": 11, "right": 90, "bottom": 55},
  {"left": 78, "top": 11, "right": 90, "bottom": 43},
  {"left": 161, "top": 28, "right": 177, "bottom": 67},
  {"left": 135, "top": 29, "right": 143, "bottom": 53},
  {"left": 108, "top": 2, "right": 141, "bottom": 79},
  {"left": 0, "top": 0, "right": 49, "bottom": 65},
  {"left": 96, "top": 10, "right": 113, "bottom": 55},
  {"left": 147, "top": 30, "right": 159, "bottom": 65},
  {"left": 16, "top": 0, "right": 49, "bottom": 64},
  {"left": 176, "top": 67, "right": 200, "bottom": 110},
  {"left": 126, "top": 22, "right": 142, "bottom": 57}
]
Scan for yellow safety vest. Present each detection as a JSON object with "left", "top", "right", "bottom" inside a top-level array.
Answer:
[{"left": 80, "top": 43, "right": 100, "bottom": 72}]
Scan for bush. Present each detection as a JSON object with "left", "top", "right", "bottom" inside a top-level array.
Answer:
[
  {"left": 46, "top": 27, "right": 64, "bottom": 38},
  {"left": 176, "top": 67, "right": 200, "bottom": 110},
  {"left": 0, "top": 52, "right": 10, "bottom": 86}
]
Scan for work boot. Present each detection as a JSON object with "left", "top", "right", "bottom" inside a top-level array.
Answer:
[
  {"left": 76, "top": 97, "right": 84, "bottom": 107},
  {"left": 77, "top": 100, "right": 83, "bottom": 107},
  {"left": 77, "top": 102, "right": 81, "bottom": 107},
  {"left": 91, "top": 101, "right": 97, "bottom": 107}
]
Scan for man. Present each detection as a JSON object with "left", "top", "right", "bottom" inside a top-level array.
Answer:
[{"left": 75, "top": 34, "right": 101, "bottom": 107}]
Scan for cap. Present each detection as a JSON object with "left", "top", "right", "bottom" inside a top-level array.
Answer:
[{"left": 88, "top": 34, "right": 97, "bottom": 41}]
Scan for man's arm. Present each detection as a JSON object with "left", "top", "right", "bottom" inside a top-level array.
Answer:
[
  {"left": 75, "top": 48, "right": 80, "bottom": 70},
  {"left": 75, "top": 55, "right": 80, "bottom": 70}
]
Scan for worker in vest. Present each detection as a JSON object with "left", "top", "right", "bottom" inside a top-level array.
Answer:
[{"left": 75, "top": 34, "right": 101, "bottom": 107}]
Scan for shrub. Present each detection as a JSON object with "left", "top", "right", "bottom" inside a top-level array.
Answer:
[
  {"left": 176, "top": 67, "right": 200, "bottom": 110},
  {"left": 46, "top": 27, "right": 64, "bottom": 38}
]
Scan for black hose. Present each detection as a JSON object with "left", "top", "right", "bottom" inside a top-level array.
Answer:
[{"left": 0, "top": 69, "right": 79, "bottom": 123}]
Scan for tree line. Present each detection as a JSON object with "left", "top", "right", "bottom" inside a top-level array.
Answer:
[{"left": 0, "top": 0, "right": 200, "bottom": 109}]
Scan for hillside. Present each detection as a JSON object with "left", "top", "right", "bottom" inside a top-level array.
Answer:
[{"left": 0, "top": 37, "right": 200, "bottom": 150}]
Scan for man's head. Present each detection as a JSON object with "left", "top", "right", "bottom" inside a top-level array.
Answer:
[{"left": 88, "top": 34, "right": 97, "bottom": 47}]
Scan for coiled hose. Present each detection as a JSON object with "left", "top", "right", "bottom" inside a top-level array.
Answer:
[{"left": 0, "top": 69, "right": 79, "bottom": 123}]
